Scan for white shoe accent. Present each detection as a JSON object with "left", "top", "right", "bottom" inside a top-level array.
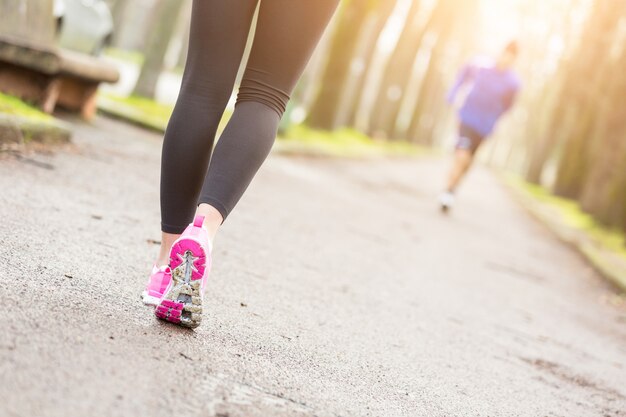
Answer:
[
  {"left": 439, "top": 192, "right": 455, "bottom": 210},
  {"left": 141, "top": 293, "right": 162, "bottom": 306}
]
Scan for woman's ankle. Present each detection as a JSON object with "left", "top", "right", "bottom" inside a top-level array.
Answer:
[
  {"left": 156, "top": 232, "right": 180, "bottom": 267},
  {"left": 196, "top": 203, "right": 223, "bottom": 242},
  {"left": 155, "top": 252, "right": 170, "bottom": 268}
]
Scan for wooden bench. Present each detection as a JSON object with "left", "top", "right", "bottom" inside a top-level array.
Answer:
[{"left": 0, "top": 35, "right": 119, "bottom": 119}]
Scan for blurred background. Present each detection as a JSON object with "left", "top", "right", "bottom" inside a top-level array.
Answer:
[{"left": 0, "top": 0, "right": 625, "bottom": 234}]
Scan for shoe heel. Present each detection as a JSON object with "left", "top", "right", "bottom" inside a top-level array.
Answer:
[
  {"left": 156, "top": 239, "right": 205, "bottom": 328},
  {"left": 169, "top": 239, "right": 206, "bottom": 281}
]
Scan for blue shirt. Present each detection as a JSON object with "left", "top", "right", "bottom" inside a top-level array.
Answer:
[{"left": 447, "top": 59, "right": 521, "bottom": 137}]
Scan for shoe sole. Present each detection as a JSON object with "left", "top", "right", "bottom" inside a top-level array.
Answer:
[
  {"left": 141, "top": 292, "right": 161, "bottom": 306},
  {"left": 155, "top": 238, "right": 206, "bottom": 328}
]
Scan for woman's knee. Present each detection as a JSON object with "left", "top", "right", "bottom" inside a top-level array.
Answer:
[{"left": 235, "top": 76, "right": 291, "bottom": 118}]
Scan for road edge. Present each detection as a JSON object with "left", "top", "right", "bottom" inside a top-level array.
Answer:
[
  {"left": 0, "top": 113, "right": 72, "bottom": 145},
  {"left": 504, "top": 175, "right": 626, "bottom": 293},
  {"left": 97, "top": 97, "right": 426, "bottom": 160}
]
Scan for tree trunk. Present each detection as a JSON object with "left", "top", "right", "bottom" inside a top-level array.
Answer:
[
  {"left": 175, "top": 2, "right": 193, "bottom": 69},
  {"left": 405, "top": 41, "right": 445, "bottom": 144},
  {"left": 306, "top": 0, "right": 372, "bottom": 130},
  {"left": 343, "top": 0, "right": 398, "bottom": 127},
  {"left": 164, "top": 0, "right": 192, "bottom": 70},
  {"left": 579, "top": 102, "right": 626, "bottom": 229},
  {"left": 521, "top": 0, "right": 584, "bottom": 184},
  {"left": 405, "top": 0, "right": 477, "bottom": 143},
  {"left": 111, "top": 0, "right": 159, "bottom": 51},
  {"left": 132, "top": 0, "right": 185, "bottom": 98},
  {"left": 367, "top": 0, "right": 425, "bottom": 137},
  {"left": 552, "top": 0, "right": 623, "bottom": 199},
  {"left": 577, "top": 28, "right": 626, "bottom": 229},
  {"left": 524, "top": 78, "right": 564, "bottom": 184},
  {"left": 109, "top": 0, "right": 131, "bottom": 46}
]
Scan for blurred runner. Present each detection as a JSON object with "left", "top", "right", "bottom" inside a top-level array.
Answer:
[{"left": 440, "top": 41, "right": 521, "bottom": 212}]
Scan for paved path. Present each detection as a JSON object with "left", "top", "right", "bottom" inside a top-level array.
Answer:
[{"left": 1, "top": 117, "right": 625, "bottom": 417}]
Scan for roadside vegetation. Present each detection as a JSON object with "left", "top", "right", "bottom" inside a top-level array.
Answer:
[
  {"left": 0, "top": 93, "right": 70, "bottom": 144},
  {"left": 98, "top": 92, "right": 424, "bottom": 158},
  {"left": 0, "top": 93, "right": 54, "bottom": 122},
  {"left": 508, "top": 175, "right": 626, "bottom": 291}
]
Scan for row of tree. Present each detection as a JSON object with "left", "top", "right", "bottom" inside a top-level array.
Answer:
[
  {"left": 304, "top": 0, "right": 626, "bottom": 231},
  {"left": 112, "top": 0, "right": 624, "bottom": 231},
  {"left": 538, "top": 0, "right": 626, "bottom": 230}
]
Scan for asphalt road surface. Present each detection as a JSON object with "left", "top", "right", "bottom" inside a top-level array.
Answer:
[{"left": 1, "top": 117, "right": 624, "bottom": 417}]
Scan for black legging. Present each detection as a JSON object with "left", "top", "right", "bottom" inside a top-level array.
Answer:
[{"left": 160, "top": 0, "right": 338, "bottom": 234}]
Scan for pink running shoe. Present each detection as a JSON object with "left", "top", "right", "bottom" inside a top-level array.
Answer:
[
  {"left": 155, "top": 215, "right": 212, "bottom": 328},
  {"left": 142, "top": 265, "right": 172, "bottom": 306}
]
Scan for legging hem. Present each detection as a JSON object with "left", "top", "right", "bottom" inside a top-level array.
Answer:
[
  {"left": 197, "top": 197, "right": 229, "bottom": 223},
  {"left": 161, "top": 222, "right": 188, "bottom": 235}
]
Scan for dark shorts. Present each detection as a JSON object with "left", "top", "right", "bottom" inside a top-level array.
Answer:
[{"left": 455, "top": 124, "right": 485, "bottom": 155}]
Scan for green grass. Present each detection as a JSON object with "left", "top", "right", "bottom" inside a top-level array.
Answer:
[
  {"left": 507, "top": 175, "right": 626, "bottom": 257},
  {"left": 98, "top": 92, "right": 174, "bottom": 131},
  {"left": 0, "top": 92, "right": 54, "bottom": 122},
  {"left": 103, "top": 47, "right": 144, "bottom": 65},
  {"left": 98, "top": 92, "right": 232, "bottom": 132},
  {"left": 98, "top": 92, "right": 426, "bottom": 158},
  {"left": 278, "top": 124, "right": 426, "bottom": 158},
  {"left": 98, "top": 92, "right": 233, "bottom": 133},
  {"left": 0, "top": 93, "right": 71, "bottom": 143}
]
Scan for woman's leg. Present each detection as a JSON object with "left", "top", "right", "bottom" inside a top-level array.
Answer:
[
  {"left": 157, "top": 0, "right": 258, "bottom": 265},
  {"left": 197, "top": 0, "right": 339, "bottom": 237}
]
